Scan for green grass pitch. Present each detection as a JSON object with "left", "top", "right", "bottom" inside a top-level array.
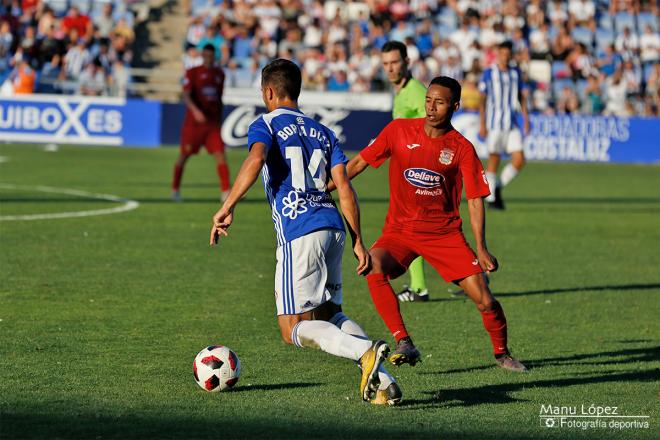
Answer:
[{"left": 0, "top": 143, "right": 658, "bottom": 439}]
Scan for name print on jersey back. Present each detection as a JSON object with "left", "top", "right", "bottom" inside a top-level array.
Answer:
[{"left": 247, "top": 108, "right": 347, "bottom": 246}]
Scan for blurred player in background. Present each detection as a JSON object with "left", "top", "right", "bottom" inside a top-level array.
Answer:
[
  {"left": 380, "top": 40, "right": 431, "bottom": 303},
  {"left": 337, "top": 76, "right": 526, "bottom": 372},
  {"left": 210, "top": 59, "right": 401, "bottom": 405},
  {"left": 172, "top": 44, "right": 231, "bottom": 202},
  {"left": 479, "top": 41, "right": 530, "bottom": 210}
]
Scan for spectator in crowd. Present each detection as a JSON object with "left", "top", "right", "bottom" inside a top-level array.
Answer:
[
  {"left": 62, "top": 37, "right": 91, "bottom": 81},
  {"left": 556, "top": 85, "right": 580, "bottom": 114},
  {"left": 639, "top": 24, "right": 659, "bottom": 66},
  {"left": 11, "top": 58, "right": 35, "bottom": 94},
  {"left": 461, "top": 72, "right": 481, "bottom": 111},
  {"left": 78, "top": 58, "right": 107, "bottom": 96},
  {"left": 0, "top": 0, "right": 657, "bottom": 116},
  {"left": 95, "top": 3, "right": 116, "bottom": 39},
  {"left": 604, "top": 69, "right": 629, "bottom": 116},
  {"left": 61, "top": 6, "right": 92, "bottom": 41},
  {"left": 583, "top": 74, "right": 604, "bottom": 114}
]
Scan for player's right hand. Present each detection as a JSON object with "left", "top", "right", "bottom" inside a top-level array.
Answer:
[
  {"left": 193, "top": 109, "right": 207, "bottom": 124},
  {"left": 478, "top": 126, "right": 488, "bottom": 141},
  {"left": 353, "top": 242, "right": 371, "bottom": 276},
  {"left": 477, "top": 248, "right": 498, "bottom": 273},
  {"left": 210, "top": 209, "right": 233, "bottom": 245}
]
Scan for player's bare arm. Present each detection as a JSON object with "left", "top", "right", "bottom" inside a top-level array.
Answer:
[
  {"left": 330, "top": 162, "right": 371, "bottom": 275},
  {"left": 183, "top": 90, "right": 206, "bottom": 124},
  {"left": 467, "top": 197, "right": 498, "bottom": 273},
  {"left": 327, "top": 154, "right": 370, "bottom": 192},
  {"left": 478, "top": 93, "right": 488, "bottom": 140},
  {"left": 520, "top": 88, "right": 530, "bottom": 136},
  {"left": 210, "top": 142, "right": 267, "bottom": 245}
]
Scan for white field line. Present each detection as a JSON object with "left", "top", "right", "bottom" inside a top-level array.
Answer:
[{"left": 0, "top": 183, "right": 139, "bottom": 221}]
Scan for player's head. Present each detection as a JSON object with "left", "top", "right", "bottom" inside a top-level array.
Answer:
[
  {"left": 496, "top": 41, "right": 513, "bottom": 66},
  {"left": 202, "top": 44, "right": 215, "bottom": 67},
  {"left": 425, "top": 76, "right": 461, "bottom": 127},
  {"left": 260, "top": 58, "right": 301, "bottom": 111},
  {"left": 380, "top": 40, "right": 409, "bottom": 86}
]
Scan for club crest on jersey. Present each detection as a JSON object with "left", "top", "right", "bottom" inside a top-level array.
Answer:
[
  {"left": 439, "top": 149, "right": 455, "bottom": 165},
  {"left": 403, "top": 168, "right": 444, "bottom": 189}
]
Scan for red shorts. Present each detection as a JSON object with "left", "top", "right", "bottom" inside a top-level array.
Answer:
[
  {"left": 180, "top": 123, "right": 224, "bottom": 155},
  {"left": 371, "top": 230, "right": 483, "bottom": 282}
]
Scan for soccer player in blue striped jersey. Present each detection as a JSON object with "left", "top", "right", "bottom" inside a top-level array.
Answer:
[
  {"left": 478, "top": 41, "right": 530, "bottom": 210},
  {"left": 209, "top": 59, "right": 401, "bottom": 405}
]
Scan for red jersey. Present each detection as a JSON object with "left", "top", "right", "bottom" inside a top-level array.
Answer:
[
  {"left": 360, "top": 118, "right": 490, "bottom": 234},
  {"left": 62, "top": 14, "right": 90, "bottom": 37},
  {"left": 183, "top": 65, "right": 225, "bottom": 126}
]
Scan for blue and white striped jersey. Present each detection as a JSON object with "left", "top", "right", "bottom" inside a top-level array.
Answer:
[
  {"left": 247, "top": 107, "right": 347, "bottom": 246},
  {"left": 478, "top": 66, "right": 524, "bottom": 131}
]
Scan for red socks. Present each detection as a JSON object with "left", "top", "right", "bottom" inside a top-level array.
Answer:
[
  {"left": 172, "top": 163, "right": 184, "bottom": 191},
  {"left": 480, "top": 301, "right": 508, "bottom": 356},
  {"left": 366, "top": 273, "right": 409, "bottom": 342},
  {"left": 217, "top": 163, "right": 231, "bottom": 192}
]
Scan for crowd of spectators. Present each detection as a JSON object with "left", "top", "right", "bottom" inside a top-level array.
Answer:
[
  {"left": 0, "top": 0, "right": 147, "bottom": 97},
  {"left": 184, "top": 0, "right": 660, "bottom": 117}
]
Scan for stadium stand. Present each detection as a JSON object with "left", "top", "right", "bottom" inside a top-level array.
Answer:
[
  {"left": 0, "top": 0, "right": 152, "bottom": 97},
  {"left": 1, "top": 0, "right": 658, "bottom": 116}
]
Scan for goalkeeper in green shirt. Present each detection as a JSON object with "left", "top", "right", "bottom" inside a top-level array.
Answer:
[{"left": 380, "top": 41, "right": 430, "bottom": 302}]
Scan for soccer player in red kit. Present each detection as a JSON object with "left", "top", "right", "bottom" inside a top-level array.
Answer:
[
  {"left": 339, "top": 76, "right": 526, "bottom": 372},
  {"left": 172, "top": 44, "right": 231, "bottom": 202}
]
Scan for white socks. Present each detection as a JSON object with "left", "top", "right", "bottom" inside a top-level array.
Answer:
[
  {"left": 330, "top": 313, "right": 395, "bottom": 390},
  {"left": 291, "top": 320, "right": 371, "bottom": 361},
  {"left": 500, "top": 163, "right": 520, "bottom": 187},
  {"left": 486, "top": 165, "right": 520, "bottom": 202},
  {"left": 485, "top": 171, "right": 498, "bottom": 202}
]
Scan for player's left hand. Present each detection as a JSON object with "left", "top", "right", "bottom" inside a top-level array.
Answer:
[
  {"left": 477, "top": 248, "right": 499, "bottom": 273},
  {"left": 210, "top": 208, "right": 233, "bottom": 245}
]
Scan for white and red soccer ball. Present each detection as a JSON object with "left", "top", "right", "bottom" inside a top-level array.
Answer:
[{"left": 193, "top": 345, "right": 241, "bottom": 392}]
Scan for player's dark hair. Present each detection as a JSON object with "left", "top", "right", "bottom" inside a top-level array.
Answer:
[
  {"left": 261, "top": 58, "right": 301, "bottom": 101},
  {"left": 202, "top": 43, "right": 215, "bottom": 52},
  {"left": 497, "top": 40, "right": 513, "bottom": 50},
  {"left": 381, "top": 40, "right": 407, "bottom": 59},
  {"left": 429, "top": 76, "right": 462, "bottom": 104}
]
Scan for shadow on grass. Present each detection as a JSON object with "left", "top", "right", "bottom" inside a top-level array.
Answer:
[
  {"left": 420, "top": 345, "right": 660, "bottom": 376},
  {"left": 230, "top": 382, "right": 320, "bottom": 392},
  {"left": 427, "top": 283, "right": 660, "bottom": 301},
  {"left": 402, "top": 368, "right": 657, "bottom": 410}
]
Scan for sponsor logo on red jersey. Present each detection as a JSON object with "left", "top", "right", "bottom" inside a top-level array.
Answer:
[{"left": 403, "top": 168, "right": 445, "bottom": 189}]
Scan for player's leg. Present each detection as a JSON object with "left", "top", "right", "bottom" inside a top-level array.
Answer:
[
  {"left": 274, "top": 230, "right": 390, "bottom": 400},
  {"left": 365, "top": 235, "right": 422, "bottom": 366},
  {"left": 398, "top": 257, "right": 430, "bottom": 302},
  {"left": 173, "top": 125, "right": 202, "bottom": 201},
  {"left": 418, "top": 231, "right": 524, "bottom": 371},
  {"left": 498, "top": 129, "right": 525, "bottom": 205},
  {"left": 206, "top": 127, "right": 231, "bottom": 200},
  {"left": 321, "top": 234, "right": 401, "bottom": 405},
  {"left": 331, "top": 312, "right": 402, "bottom": 406},
  {"left": 484, "top": 130, "right": 502, "bottom": 204},
  {"left": 172, "top": 152, "right": 190, "bottom": 202},
  {"left": 457, "top": 274, "right": 527, "bottom": 372}
]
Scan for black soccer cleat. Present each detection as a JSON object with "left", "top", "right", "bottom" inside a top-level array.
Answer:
[
  {"left": 389, "top": 337, "right": 421, "bottom": 366},
  {"left": 397, "top": 285, "right": 430, "bottom": 302},
  {"left": 487, "top": 186, "right": 505, "bottom": 210}
]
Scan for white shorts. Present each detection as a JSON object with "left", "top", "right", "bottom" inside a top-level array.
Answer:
[
  {"left": 274, "top": 229, "right": 345, "bottom": 316},
  {"left": 487, "top": 128, "right": 523, "bottom": 154}
]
